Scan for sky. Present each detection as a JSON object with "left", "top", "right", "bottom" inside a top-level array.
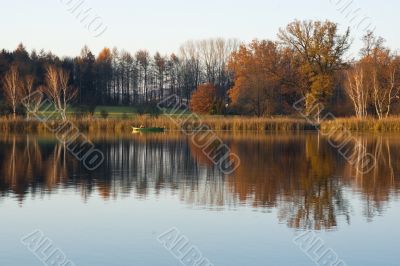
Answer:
[{"left": 1, "top": 0, "right": 399, "bottom": 58}]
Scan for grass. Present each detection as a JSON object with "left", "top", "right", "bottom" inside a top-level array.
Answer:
[
  {"left": 93, "top": 106, "right": 137, "bottom": 118},
  {"left": 35, "top": 105, "right": 192, "bottom": 119},
  {"left": 36, "top": 105, "right": 139, "bottom": 119}
]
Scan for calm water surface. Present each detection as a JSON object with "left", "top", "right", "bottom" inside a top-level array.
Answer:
[{"left": 0, "top": 133, "right": 399, "bottom": 266}]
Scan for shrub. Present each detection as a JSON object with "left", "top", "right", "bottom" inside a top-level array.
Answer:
[
  {"left": 136, "top": 103, "right": 161, "bottom": 116},
  {"left": 100, "top": 109, "right": 109, "bottom": 119},
  {"left": 190, "top": 83, "right": 217, "bottom": 114},
  {"left": 0, "top": 103, "right": 10, "bottom": 116}
]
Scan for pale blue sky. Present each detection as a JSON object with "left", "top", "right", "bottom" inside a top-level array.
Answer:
[{"left": 1, "top": 0, "right": 398, "bottom": 57}]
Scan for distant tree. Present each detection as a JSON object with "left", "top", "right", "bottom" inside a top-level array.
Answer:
[
  {"left": 136, "top": 50, "right": 150, "bottom": 102},
  {"left": 120, "top": 50, "right": 135, "bottom": 104},
  {"left": 190, "top": 83, "right": 217, "bottom": 114},
  {"left": 96, "top": 48, "right": 113, "bottom": 104},
  {"left": 154, "top": 52, "right": 166, "bottom": 100},
  {"left": 2, "top": 64, "right": 22, "bottom": 119},
  {"left": 75, "top": 46, "right": 95, "bottom": 107},
  {"left": 180, "top": 41, "right": 201, "bottom": 102},
  {"left": 13, "top": 43, "right": 31, "bottom": 76},
  {"left": 166, "top": 53, "right": 181, "bottom": 97},
  {"left": 198, "top": 38, "right": 240, "bottom": 96}
]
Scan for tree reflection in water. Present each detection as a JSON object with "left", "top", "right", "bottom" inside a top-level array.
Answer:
[{"left": 0, "top": 133, "right": 399, "bottom": 230}]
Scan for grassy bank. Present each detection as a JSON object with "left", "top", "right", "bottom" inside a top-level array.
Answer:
[
  {"left": 3, "top": 115, "right": 400, "bottom": 134},
  {"left": 0, "top": 116, "right": 314, "bottom": 134}
]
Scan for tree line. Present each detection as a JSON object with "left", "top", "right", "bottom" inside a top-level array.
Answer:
[
  {"left": 0, "top": 38, "right": 239, "bottom": 118},
  {"left": 1, "top": 20, "right": 400, "bottom": 119}
]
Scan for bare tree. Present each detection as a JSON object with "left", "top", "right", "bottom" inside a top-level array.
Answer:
[
  {"left": 44, "top": 65, "right": 77, "bottom": 121},
  {"left": 345, "top": 64, "right": 369, "bottom": 118},
  {"left": 372, "top": 60, "right": 400, "bottom": 119},
  {"left": 179, "top": 41, "right": 201, "bottom": 101},
  {"left": 198, "top": 38, "right": 239, "bottom": 94},
  {"left": 59, "top": 68, "right": 78, "bottom": 119},
  {"left": 2, "top": 64, "right": 22, "bottom": 119},
  {"left": 356, "top": 32, "right": 400, "bottom": 119},
  {"left": 21, "top": 75, "right": 44, "bottom": 119}
]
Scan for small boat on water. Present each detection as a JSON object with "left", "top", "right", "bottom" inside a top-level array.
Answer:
[{"left": 132, "top": 127, "right": 165, "bottom": 133}]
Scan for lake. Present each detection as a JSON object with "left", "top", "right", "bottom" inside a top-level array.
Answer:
[{"left": 0, "top": 132, "right": 399, "bottom": 266}]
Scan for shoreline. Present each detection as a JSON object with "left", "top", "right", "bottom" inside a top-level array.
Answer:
[{"left": 1, "top": 116, "right": 400, "bottom": 134}]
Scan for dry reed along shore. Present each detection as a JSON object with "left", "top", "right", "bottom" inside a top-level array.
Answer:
[{"left": 2, "top": 116, "right": 400, "bottom": 134}]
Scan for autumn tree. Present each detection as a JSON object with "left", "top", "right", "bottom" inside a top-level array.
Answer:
[
  {"left": 2, "top": 64, "right": 22, "bottom": 119},
  {"left": 278, "top": 20, "right": 351, "bottom": 118},
  {"left": 190, "top": 83, "right": 217, "bottom": 114},
  {"left": 228, "top": 40, "right": 285, "bottom": 117}
]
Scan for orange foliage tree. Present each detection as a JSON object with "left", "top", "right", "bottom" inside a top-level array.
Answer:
[
  {"left": 228, "top": 40, "right": 286, "bottom": 117},
  {"left": 190, "top": 83, "right": 217, "bottom": 114}
]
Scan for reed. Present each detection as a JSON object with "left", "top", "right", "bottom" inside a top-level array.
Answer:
[
  {"left": 0, "top": 115, "right": 314, "bottom": 134},
  {"left": 4, "top": 115, "right": 400, "bottom": 134},
  {"left": 320, "top": 117, "right": 400, "bottom": 133}
]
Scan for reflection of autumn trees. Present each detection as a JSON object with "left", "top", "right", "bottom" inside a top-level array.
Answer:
[
  {"left": 341, "top": 135, "right": 400, "bottom": 220},
  {"left": 0, "top": 135, "right": 207, "bottom": 201},
  {"left": 0, "top": 136, "right": 87, "bottom": 201},
  {"left": 227, "top": 134, "right": 400, "bottom": 229},
  {"left": 227, "top": 134, "right": 350, "bottom": 230},
  {"left": 0, "top": 134, "right": 399, "bottom": 230},
  {"left": 0, "top": 136, "right": 42, "bottom": 200}
]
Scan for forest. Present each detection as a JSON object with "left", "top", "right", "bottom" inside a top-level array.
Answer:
[{"left": 1, "top": 19, "right": 400, "bottom": 120}]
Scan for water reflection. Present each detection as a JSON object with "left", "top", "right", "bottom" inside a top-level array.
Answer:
[{"left": 0, "top": 133, "right": 399, "bottom": 230}]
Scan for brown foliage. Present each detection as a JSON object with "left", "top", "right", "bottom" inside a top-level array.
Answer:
[
  {"left": 190, "top": 83, "right": 217, "bottom": 114},
  {"left": 228, "top": 40, "right": 290, "bottom": 116},
  {"left": 97, "top": 47, "right": 112, "bottom": 62},
  {"left": 278, "top": 20, "right": 351, "bottom": 114}
]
